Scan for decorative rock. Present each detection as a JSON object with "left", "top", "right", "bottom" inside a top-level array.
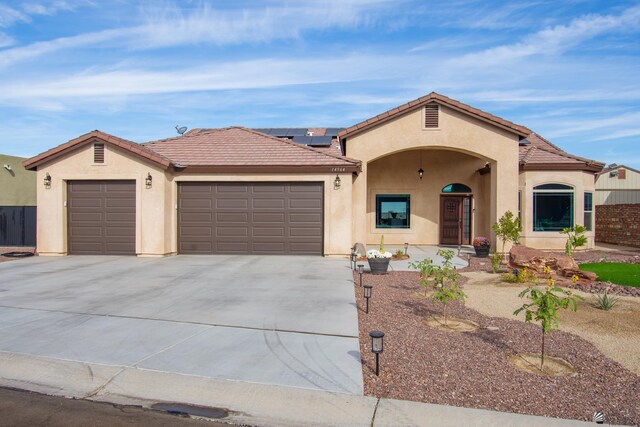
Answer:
[{"left": 509, "top": 245, "right": 549, "bottom": 273}]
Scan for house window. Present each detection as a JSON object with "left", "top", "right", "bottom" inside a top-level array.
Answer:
[
  {"left": 376, "top": 194, "right": 410, "bottom": 229},
  {"left": 442, "top": 183, "right": 471, "bottom": 193},
  {"left": 94, "top": 143, "right": 105, "bottom": 164},
  {"left": 533, "top": 184, "right": 574, "bottom": 231},
  {"left": 584, "top": 192, "right": 593, "bottom": 231}
]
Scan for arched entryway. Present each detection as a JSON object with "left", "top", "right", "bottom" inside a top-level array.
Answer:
[{"left": 440, "top": 183, "right": 472, "bottom": 245}]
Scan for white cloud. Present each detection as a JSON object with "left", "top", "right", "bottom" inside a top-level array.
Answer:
[
  {"left": 0, "top": 32, "right": 13, "bottom": 48},
  {"left": 456, "top": 5, "right": 640, "bottom": 65},
  {"left": 0, "top": 4, "right": 29, "bottom": 27}
]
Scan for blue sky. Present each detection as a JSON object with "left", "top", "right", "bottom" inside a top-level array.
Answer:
[{"left": 0, "top": 0, "right": 639, "bottom": 168}]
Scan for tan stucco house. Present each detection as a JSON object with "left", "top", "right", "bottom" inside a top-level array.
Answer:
[{"left": 23, "top": 92, "right": 604, "bottom": 256}]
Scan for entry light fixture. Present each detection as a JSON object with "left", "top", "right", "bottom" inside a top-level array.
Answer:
[
  {"left": 145, "top": 172, "right": 152, "bottom": 189},
  {"left": 43, "top": 172, "right": 52, "bottom": 189},
  {"left": 369, "top": 330, "right": 384, "bottom": 376},
  {"left": 364, "top": 284, "right": 372, "bottom": 314},
  {"left": 418, "top": 167, "right": 424, "bottom": 180},
  {"left": 334, "top": 174, "right": 341, "bottom": 190},
  {"left": 357, "top": 264, "right": 364, "bottom": 287}
]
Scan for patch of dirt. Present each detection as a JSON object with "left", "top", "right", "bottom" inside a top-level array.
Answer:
[
  {"left": 355, "top": 270, "right": 640, "bottom": 426},
  {"left": 509, "top": 353, "right": 577, "bottom": 376},
  {"left": 424, "top": 316, "right": 479, "bottom": 332},
  {"left": 463, "top": 271, "right": 640, "bottom": 375}
]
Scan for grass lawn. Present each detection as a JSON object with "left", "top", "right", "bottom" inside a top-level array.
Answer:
[{"left": 579, "top": 262, "right": 640, "bottom": 287}]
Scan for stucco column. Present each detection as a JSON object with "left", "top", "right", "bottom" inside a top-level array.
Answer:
[
  {"left": 490, "top": 157, "right": 519, "bottom": 251},
  {"left": 352, "top": 163, "right": 368, "bottom": 246}
]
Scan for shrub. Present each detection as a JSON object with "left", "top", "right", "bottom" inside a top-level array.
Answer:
[
  {"left": 561, "top": 225, "right": 587, "bottom": 257},
  {"left": 490, "top": 252, "right": 501, "bottom": 273},
  {"left": 409, "top": 257, "right": 435, "bottom": 296},
  {"left": 593, "top": 289, "right": 619, "bottom": 311},
  {"left": 395, "top": 249, "right": 405, "bottom": 258},
  {"left": 501, "top": 268, "right": 536, "bottom": 284}
]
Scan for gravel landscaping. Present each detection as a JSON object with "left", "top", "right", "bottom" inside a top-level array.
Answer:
[
  {"left": 354, "top": 270, "right": 640, "bottom": 426},
  {"left": 0, "top": 247, "right": 36, "bottom": 263}
]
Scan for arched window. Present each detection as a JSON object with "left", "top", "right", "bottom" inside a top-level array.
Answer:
[
  {"left": 441, "top": 183, "right": 472, "bottom": 193},
  {"left": 533, "top": 184, "right": 574, "bottom": 231}
]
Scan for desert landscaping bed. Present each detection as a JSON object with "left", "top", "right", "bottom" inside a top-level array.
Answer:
[
  {"left": 0, "top": 247, "right": 36, "bottom": 263},
  {"left": 353, "top": 270, "right": 640, "bottom": 426}
]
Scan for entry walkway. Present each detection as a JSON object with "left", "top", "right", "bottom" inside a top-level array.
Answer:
[{"left": 362, "top": 245, "right": 471, "bottom": 271}]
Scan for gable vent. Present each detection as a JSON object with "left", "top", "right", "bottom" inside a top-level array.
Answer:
[
  {"left": 424, "top": 104, "right": 439, "bottom": 128},
  {"left": 94, "top": 143, "right": 105, "bottom": 163}
]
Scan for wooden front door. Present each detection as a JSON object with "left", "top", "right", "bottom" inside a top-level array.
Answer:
[{"left": 440, "top": 196, "right": 471, "bottom": 245}]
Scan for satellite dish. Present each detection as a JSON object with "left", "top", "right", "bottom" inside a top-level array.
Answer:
[{"left": 175, "top": 125, "right": 188, "bottom": 136}]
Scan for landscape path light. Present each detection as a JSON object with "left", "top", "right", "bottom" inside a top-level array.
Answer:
[
  {"left": 404, "top": 242, "right": 409, "bottom": 255},
  {"left": 369, "top": 330, "right": 384, "bottom": 376},
  {"left": 364, "top": 284, "right": 372, "bottom": 314},
  {"left": 357, "top": 264, "right": 364, "bottom": 286},
  {"left": 351, "top": 250, "right": 358, "bottom": 270}
]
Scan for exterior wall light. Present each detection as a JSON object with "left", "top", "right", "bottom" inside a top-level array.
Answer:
[
  {"left": 364, "top": 284, "right": 372, "bottom": 314},
  {"left": 418, "top": 167, "right": 424, "bottom": 180},
  {"left": 357, "top": 264, "right": 364, "bottom": 287},
  {"left": 369, "top": 330, "right": 384, "bottom": 376},
  {"left": 334, "top": 174, "right": 341, "bottom": 189},
  {"left": 43, "top": 173, "right": 52, "bottom": 189},
  {"left": 145, "top": 173, "right": 152, "bottom": 189}
]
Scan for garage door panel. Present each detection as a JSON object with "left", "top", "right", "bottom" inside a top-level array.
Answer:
[
  {"left": 252, "top": 227, "right": 285, "bottom": 237},
  {"left": 252, "top": 184, "right": 285, "bottom": 193},
  {"left": 216, "top": 242, "right": 249, "bottom": 253},
  {"left": 253, "top": 212, "right": 285, "bottom": 223},
  {"left": 290, "top": 213, "right": 322, "bottom": 223},
  {"left": 178, "top": 182, "right": 323, "bottom": 255},
  {"left": 180, "top": 226, "right": 212, "bottom": 237},
  {"left": 67, "top": 180, "right": 136, "bottom": 255},
  {"left": 216, "top": 227, "right": 248, "bottom": 237},
  {"left": 217, "top": 212, "right": 248, "bottom": 222},
  {"left": 180, "top": 183, "right": 213, "bottom": 194},
  {"left": 216, "top": 199, "right": 248, "bottom": 209}
]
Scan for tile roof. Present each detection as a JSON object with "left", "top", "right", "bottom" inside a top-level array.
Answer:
[
  {"left": 23, "top": 130, "right": 173, "bottom": 171},
  {"left": 339, "top": 92, "right": 531, "bottom": 139},
  {"left": 144, "top": 127, "right": 360, "bottom": 171},
  {"left": 519, "top": 132, "right": 604, "bottom": 172}
]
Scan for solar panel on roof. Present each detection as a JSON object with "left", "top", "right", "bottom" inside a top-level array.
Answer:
[
  {"left": 291, "top": 136, "right": 333, "bottom": 146},
  {"left": 285, "top": 128, "right": 308, "bottom": 137},
  {"left": 323, "top": 128, "right": 345, "bottom": 137},
  {"left": 253, "top": 128, "right": 274, "bottom": 135}
]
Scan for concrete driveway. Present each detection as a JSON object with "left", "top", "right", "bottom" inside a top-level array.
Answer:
[{"left": 0, "top": 255, "right": 362, "bottom": 394}]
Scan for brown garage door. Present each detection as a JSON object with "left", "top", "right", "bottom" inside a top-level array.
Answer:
[
  {"left": 67, "top": 180, "right": 136, "bottom": 255},
  {"left": 178, "top": 182, "right": 323, "bottom": 255}
]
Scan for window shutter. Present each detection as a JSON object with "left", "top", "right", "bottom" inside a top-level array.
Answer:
[
  {"left": 424, "top": 104, "right": 439, "bottom": 128},
  {"left": 94, "top": 143, "right": 105, "bottom": 163}
]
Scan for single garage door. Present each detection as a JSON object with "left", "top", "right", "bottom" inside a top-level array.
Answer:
[
  {"left": 67, "top": 180, "right": 136, "bottom": 255},
  {"left": 178, "top": 182, "right": 323, "bottom": 255}
]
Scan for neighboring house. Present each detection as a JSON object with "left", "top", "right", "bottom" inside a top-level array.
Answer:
[
  {"left": 595, "top": 164, "right": 640, "bottom": 205},
  {"left": 594, "top": 164, "right": 640, "bottom": 248},
  {"left": 23, "top": 92, "right": 604, "bottom": 256},
  {"left": 0, "top": 154, "right": 37, "bottom": 247}
]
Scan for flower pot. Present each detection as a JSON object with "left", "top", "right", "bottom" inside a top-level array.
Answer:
[
  {"left": 367, "top": 257, "right": 390, "bottom": 274},
  {"left": 474, "top": 245, "right": 490, "bottom": 258}
]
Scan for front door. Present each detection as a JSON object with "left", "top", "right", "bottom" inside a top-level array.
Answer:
[{"left": 440, "top": 196, "right": 471, "bottom": 245}]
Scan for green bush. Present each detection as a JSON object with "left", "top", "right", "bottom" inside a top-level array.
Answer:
[
  {"left": 593, "top": 290, "right": 619, "bottom": 311},
  {"left": 492, "top": 211, "right": 521, "bottom": 259},
  {"left": 560, "top": 225, "right": 587, "bottom": 257}
]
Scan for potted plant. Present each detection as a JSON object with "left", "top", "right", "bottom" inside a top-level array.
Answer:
[
  {"left": 367, "top": 235, "right": 392, "bottom": 274},
  {"left": 472, "top": 236, "right": 491, "bottom": 258}
]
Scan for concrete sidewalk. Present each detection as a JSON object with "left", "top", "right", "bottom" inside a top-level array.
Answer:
[{"left": 0, "top": 352, "right": 601, "bottom": 427}]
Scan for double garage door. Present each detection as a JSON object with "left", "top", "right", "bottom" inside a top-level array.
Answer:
[
  {"left": 67, "top": 180, "right": 323, "bottom": 255},
  {"left": 178, "top": 182, "right": 324, "bottom": 255}
]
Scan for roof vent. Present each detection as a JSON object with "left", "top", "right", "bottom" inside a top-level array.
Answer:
[{"left": 306, "top": 130, "right": 314, "bottom": 136}]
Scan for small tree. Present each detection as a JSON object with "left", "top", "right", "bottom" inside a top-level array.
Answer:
[
  {"left": 561, "top": 225, "right": 587, "bottom": 257},
  {"left": 513, "top": 278, "right": 582, "bottom": 370},
  {"left": 431, "top": 249, "right": 466, "bottom": 325},
  {"left": 492, "top": 210, "right": 521, "bottom": 260},
  {"left": 409, "top": 257, "right": 435, "bottom": 296}
]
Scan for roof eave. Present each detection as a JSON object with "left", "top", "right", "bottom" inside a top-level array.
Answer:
[
  {"left": 520, "top": 162, "right": 604, "bottom": 173},
  {"left": 174, "top": 164, "right": 361, "bottom": 174}
]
